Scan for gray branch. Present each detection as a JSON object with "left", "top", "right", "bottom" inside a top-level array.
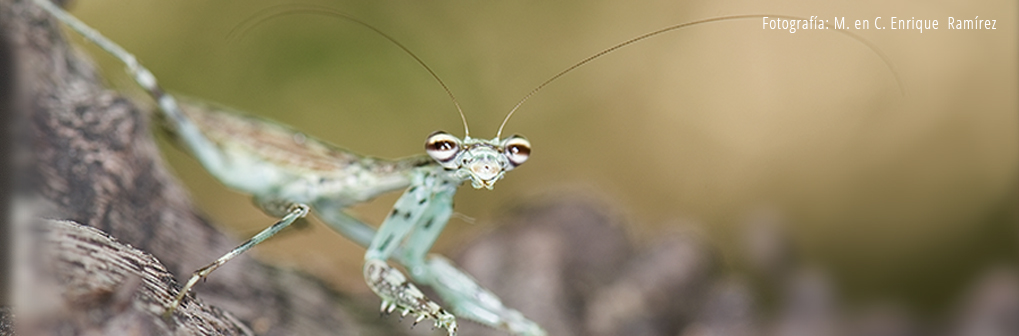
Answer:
[{"left": 4, "top": 0, "right": 394, "bottom": 334}]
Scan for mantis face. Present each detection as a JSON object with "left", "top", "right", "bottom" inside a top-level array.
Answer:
[{"left": 425, "top": 131, "right": 531, "bottom": 189}]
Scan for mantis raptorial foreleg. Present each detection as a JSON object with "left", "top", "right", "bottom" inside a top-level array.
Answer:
[
  {"left": 421, "top": 256, "right": 548, "bottom": 336},
  {"left": 361, "top": 170, "right": 458, "bottom": 333},
  {"left": 358, "top": 169, "right": 546, "bottom": 335}
]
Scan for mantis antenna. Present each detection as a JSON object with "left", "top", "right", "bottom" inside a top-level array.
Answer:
[
  {"left": 495, "top": 14, "right": 905, "bottom": 139},
  {"left": 230, "top": 4, "right": 472, "bottom": 138}
]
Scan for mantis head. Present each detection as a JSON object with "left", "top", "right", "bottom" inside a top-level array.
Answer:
[{"left": 425, "top": 131, "right": 531, "bottom": 189}]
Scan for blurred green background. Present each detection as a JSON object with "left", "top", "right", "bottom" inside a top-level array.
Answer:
[{"left": 67, "top": 0, "right": 1016, "bottom": 315}]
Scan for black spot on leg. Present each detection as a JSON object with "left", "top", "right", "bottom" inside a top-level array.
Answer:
[
  {"left": 390, "top": 209, "right": 399, "bottom": 218},
  {"left": 379, "top": 234, "right": 394, "bottom": 251},
  {"left": 423, "top": 218, "right": 434, "bottom": 229},
  {"left": 403, "top": 211, "right": 412, "bottom": 220},
  {"left": 418, "top": 198, "right": 426, "bottom": 205},
  {"left": 409, "top": 186, "right": 417, "bottom": 193}
]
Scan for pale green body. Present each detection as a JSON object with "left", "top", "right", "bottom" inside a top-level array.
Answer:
[{"left": 34, "top": 1, "right": 545, "bottom": 335}]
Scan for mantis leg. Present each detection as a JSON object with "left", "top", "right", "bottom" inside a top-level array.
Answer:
[
  {"left": 420, "top": 256, "right": 548, "bottom": 336},
  {"left": 312, "top": 201, "right": 375, "bottom": 248},
  {"left": 363, "top": 175, "right": 457, "bottom": 335},
  {"left": 34, "top": 0, "right": 233, "bottom": 178},
  {"left": 395, "top": 193, "right": 547, "bottom": 336},
  {"left": 165, "top": 203, "right": 309, "bottom": 317}
]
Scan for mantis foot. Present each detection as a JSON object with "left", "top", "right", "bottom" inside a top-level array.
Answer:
[{"left": 365, "top": 259, "right": 457, "bottom": 335}]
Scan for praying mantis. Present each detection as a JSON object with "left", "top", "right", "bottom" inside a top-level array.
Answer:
[{"left": 34, "top": 1, "right": 901, "bottom": 335}]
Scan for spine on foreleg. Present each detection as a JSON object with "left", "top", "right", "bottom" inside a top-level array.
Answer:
[{"left": 364, "top": 259, "right": 457, "bottom": 334}]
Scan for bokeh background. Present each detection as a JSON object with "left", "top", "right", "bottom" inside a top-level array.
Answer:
[{"left": 65, "top": 0, "right": 1015, "bottom": 321}]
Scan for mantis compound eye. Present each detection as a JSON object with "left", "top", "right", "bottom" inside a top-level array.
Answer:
[
  {"left": 502, "top": 135, "right": 531, "bottom": 167},
  {"left": 425, "top": 131, "right": 462, "bottom": 165}
]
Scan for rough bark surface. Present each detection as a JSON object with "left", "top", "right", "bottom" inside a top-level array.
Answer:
[
  {"left": 4, "top": 0, "right": 389, "bottom": 334},
  {"left": 15, "top": 218, "right": 251, "bottom": 335}
]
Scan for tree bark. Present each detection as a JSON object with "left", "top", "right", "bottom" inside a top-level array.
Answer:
[{"left": 3, "top": 0, "right": 394, "bottom": 334}]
